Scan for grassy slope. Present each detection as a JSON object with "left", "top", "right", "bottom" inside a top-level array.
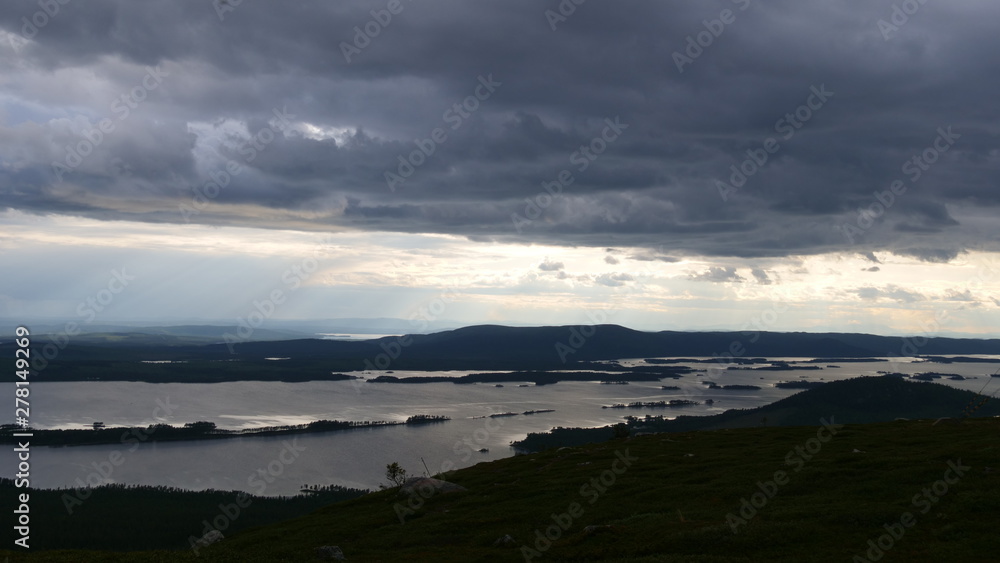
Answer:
[{"left": 3, "top": 417, "right": 998, "bottom": 562}]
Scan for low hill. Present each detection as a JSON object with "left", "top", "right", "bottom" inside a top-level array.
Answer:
[
  {"left": 219, "top": 325, "right": 1000, "bottom": 363},
  {"left": 515, "top": 376, "right": 1000, "bottom": 451},
  {"left": 32, "top": 325, "right": 310, "bottom": 347}
]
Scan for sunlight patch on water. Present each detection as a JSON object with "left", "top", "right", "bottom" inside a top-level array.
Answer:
[{"left": 215, "top": 414, "right": 324, "bottom": 428}]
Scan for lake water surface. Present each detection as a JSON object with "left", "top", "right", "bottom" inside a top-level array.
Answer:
[{"left": 7, "top": 357, "right": 998, "bottom": 495}]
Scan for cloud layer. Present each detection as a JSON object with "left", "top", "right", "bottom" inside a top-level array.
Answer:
[{"left": 1, "top": 0, "right": 998, "bottom": 262}]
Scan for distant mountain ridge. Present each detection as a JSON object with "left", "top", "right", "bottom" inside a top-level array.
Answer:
[{"left": 220, "top": 324, "right": 999, "bottom": 362}]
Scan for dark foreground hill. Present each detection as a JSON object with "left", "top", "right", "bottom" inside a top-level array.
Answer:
[
  {"left": 515, "top": 376, "right": 1000, "bottom": 451},
  {"left": 2, "top": 417, "right": 997, "bottom": 562},
  {"left": 0, "top": 482, "right": 367, "bottom": 552}
]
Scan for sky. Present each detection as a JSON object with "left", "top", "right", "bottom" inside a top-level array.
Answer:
[{"left": 1, "top": 0, "right": 999, "bottom": 336}]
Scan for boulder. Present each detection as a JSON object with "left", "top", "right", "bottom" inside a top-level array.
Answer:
[
  {"left": 399, "top": 477, "right": 467, "bottom": 497},
  {"left": 492, "top": 534, "right": 518, "bottom": 547},
  {"left": 193, "top": 529, "right": 224, "bottom": 549},
  {"left": 315, "top": 545, "right": 345, "bottom": 560}
]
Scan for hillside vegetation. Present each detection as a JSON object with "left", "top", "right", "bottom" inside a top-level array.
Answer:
[
  {"left": 515, "top": 376, "right": 1000, "bottom": 451},
  {"left": 2, "top": 416, "right": 997, "bottom": 562},
  {"left": 0, "top": 482, "right": 367, "bottom": 552}
]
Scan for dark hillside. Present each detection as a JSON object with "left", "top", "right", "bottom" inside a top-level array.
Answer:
[{"left": 516, "top": 376, "right": 1000, "bottom": 451}]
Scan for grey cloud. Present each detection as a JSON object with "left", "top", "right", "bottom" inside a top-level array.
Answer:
[
  {"left": 892, "top": 248, "right": 965, "bottom": 263},
  {"left": 538, "top": 259, "right": 564, "bottom": 271},
  {"left": 944, "top": 289, "right": 975, "bottom": 302},
  {"left": 594, "top": 273, "right": 634, "bottom": 287},
  {"left": 689, "top": 266, "right": 744, "bottom": 283},
  {"left": 0, "top": 0, "right": 998, "bottom": 260},
  {"left": 854, "top": 285, "right": 925, "bottom": 303},
  {"left": 750, "top": 267, "right": 772, "bottom": 285},
  {"left": 627, "top": 250, "right": 681, "bottom": 263}
]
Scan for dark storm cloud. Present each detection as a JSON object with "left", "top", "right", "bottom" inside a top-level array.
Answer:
[{"left": 1, "top": 0, "right": 998, "bottom": 260}]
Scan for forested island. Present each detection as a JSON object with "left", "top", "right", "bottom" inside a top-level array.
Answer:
[
  {"left": 602, "top": 399, "right": 700, "bottom": 409},
  {"left": 704, "top": 383, "right": 762, "bottom": 390},
  {"left": 0, "top": 414, "right": 451, "bottom": 447},
  {"left": 366, "top": 368, "right": 689, "bottom": 385}
]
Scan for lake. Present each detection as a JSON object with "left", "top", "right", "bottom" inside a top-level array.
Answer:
[{"left": 6, "top": 357, "right": 998, "bottom": 495}]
